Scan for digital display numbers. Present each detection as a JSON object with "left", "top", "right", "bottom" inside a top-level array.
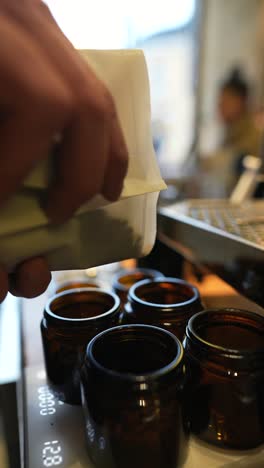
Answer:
[
  {"left": 37, "top": 386, "right": 64, "bottom": 466},
  {"left": 42, "top": 441, "right": 63, "bottom": 467},
  {"left": 38, "top": 385, "right": 64, "bottom": 416}
]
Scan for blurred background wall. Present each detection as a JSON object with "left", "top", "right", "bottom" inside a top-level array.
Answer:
[{"left": 199, "top": 0, "right": 262, "bottom": 153}]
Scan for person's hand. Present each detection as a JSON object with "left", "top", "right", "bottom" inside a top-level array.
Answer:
[{"left": 0, "top": 0, "right": 128, "bottom": 300}]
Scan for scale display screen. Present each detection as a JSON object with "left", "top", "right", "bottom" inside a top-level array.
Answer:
[
  {"left": 24, "top": 366, "right": 94, "bottom": 468},
  {"left": 23, "top": 365, "right": 264, "bottom": 468}
]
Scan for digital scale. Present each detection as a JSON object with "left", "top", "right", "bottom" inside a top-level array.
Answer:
[
  {"left": 23, "top": 363, "right": 264, "bottom": 468},
  {"left": 2, "top": 198, "right": 264, "bottom": 467},
  {"left": 22, "top": 278, "right": 264, "bottom": 466}
]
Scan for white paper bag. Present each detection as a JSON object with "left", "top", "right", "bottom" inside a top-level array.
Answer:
[{"left": 0, "top": 50, "right": 166, "bottom": 271}]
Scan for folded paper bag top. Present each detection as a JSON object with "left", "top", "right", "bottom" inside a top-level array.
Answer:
[{"left": 0, "top": 50, "right": 166, "bottom": 272}]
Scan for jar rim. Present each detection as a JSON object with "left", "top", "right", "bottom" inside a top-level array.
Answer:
[
  {"left": 55, "top": 280, "right": 100, "bottom": 294},
  {"left": 113, "top": 268, "right": 163, "bottom": 292},
  {"left": 44, "top": 288, "right": 120, "bottom": 325},
  {"left": 129, "top": 277, "right": 200, "bottom": 310},
  {"left": 86, "top": 324, "right": 184, "bottom": 382},
  {"left": 187, "top": 308, "right": 264, "bottom": 358}
]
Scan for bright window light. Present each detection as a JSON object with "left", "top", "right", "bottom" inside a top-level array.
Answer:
[{"left": 44, "top": 0, "right": 195, "bottom": 48}]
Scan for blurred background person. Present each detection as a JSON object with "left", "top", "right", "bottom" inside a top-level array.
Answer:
[
  {"left": 218, "top": 67, "right": 261, "bottom": 162},
  {"left": 200, "top": 67, "right": 262, "bottom": 197}
]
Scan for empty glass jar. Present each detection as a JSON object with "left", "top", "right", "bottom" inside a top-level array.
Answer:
[
  {"left": 41, "top": 288, "right": 120, "bottom": 405},
  {"left": 121, "top": 278, "right": 203, "bottom": 340},
  {"left": 112, "top": 268, "right": 163, "bottom": 303},
  {"left": 184, "top": 308, "right": 264, "bottom": 449},
  {"left": 81, "top": 324, "right": 189, "bottom": 468}
]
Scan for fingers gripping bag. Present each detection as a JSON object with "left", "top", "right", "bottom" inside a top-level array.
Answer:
[{"left": 0, "top": 50, "right": 166, "bottom": 271}]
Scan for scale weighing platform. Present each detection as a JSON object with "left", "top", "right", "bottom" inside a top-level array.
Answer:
[
  {"left": 24, "top": 363, "right": 264, "bottom": 468},
  {"left": 22, "top": 293, "right": 264, "bottom": 468}
]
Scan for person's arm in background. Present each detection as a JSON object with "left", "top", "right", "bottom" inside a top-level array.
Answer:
[{"left": 0, "top": 0, "right": 128, "bottom": 301}]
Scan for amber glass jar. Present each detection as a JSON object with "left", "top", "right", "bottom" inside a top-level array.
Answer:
[
  {"left": 41, "top": 288, "right": 120, "bottom": 405},
  {"left": 121, "top": 278, "right": 202, "bottom": 341},
  {"left": 81, "top": 324, "right": 189, "bottom": 468},
  {"left": 113, "top": 268, "right": 163, "bottom": 303},
  {"left": 184, "top": 308, "right": 264, "bottom": 449}
]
